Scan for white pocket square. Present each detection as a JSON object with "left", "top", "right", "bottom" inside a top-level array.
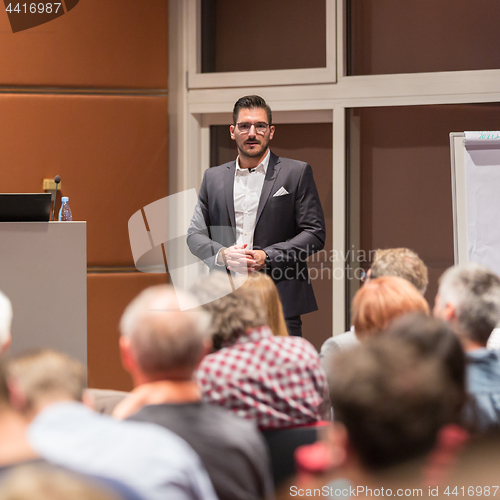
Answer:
[{"left": 273, "top": 187, "right": 289, "bottom": 197}]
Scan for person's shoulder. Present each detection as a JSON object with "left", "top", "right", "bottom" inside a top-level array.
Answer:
[
  {"left": 199, "top": 404, "right": 267, "bottom": 449},
  {"left": 274, "top": 154, "right": 309, "bottom": 170},
  {"left": 270, "top": 335, "right": 320, "bottom": 358},
  {"left": 204, "top": 161, "right": 234, "bottom": 177}
]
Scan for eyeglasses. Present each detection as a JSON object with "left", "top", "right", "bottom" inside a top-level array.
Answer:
[
  {"left": 360, "top": 269, "right": 372, "bottom": 283},
  {"left": 236, "top": 122, "right": 269, "bottom": 134}
]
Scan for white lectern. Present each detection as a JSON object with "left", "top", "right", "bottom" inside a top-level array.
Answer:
[{"left": 0, "top": 222, "right": 87, "bottom": 365}]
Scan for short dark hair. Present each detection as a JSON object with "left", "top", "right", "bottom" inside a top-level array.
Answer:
[
  {"left": 385, "top": 313, "right": 467, "bottom": 422},
  {"left": 232, "top": 95, "right": 272, "bottom": 126},
  {"left": 328, "top": 337, "right": 460, "bottom": 471}
]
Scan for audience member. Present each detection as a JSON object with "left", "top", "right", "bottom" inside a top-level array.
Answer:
[
  {"left": 8, "top": 350, "right": 217, "bottom": 500},
  {"left": 352, "top": 276, "right": 430, "bottom": 340},
  {"left": 192, "top": 272, "right": 329, "bottom": 429},
  {"left": 0, "top": 291, "right": 12, "bottom": 353},
  {"left": 320, "top": 248, "right": 428, "bottom": 359},
  {"left": 113, "top": 285, "right": 274, "bottom": 500},
  {"left": 321, "top": 276, "right": 429, "bottom": 385},
  {"left": 433, "top": 263, "right": 500, "bottom": 432},
  {"left": 369, "top": 247, "right": 429, "bottom": 295},
  {"left": 0, "top": 358, "right": 39, "bottom": 470},
  {"left": 283, "top": 337, "right": 465, "bottom": 499},
  {"left": 384, "top": 313, "right": 467, "bottom": 424},
  {"left": 243, "top": 273, "right": 289, "bottom": 337}
]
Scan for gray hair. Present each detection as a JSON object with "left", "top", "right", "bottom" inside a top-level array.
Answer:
[
  {"left": 370, "top": 248, "right": 429, "bottom": 295},
  {"left": 0, "top": 290, "right": 12, "bottom": 350},
  {"left": 120, "top": 285, "right": 211, "bottom": 374},
  {"left": 190, "top": 272, "right": 267, "bottom": 349},
  {"left": 438, "top": 263, "right": 500, "bottom": 344}
]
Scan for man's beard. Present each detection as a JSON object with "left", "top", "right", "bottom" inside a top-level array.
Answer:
[{"left": 238, "top": 138, "right": 269, "bottom": 158}]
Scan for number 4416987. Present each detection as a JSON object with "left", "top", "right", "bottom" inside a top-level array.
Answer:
[{"left": 5, "top": 3, "right": 62, "bottom": 14}]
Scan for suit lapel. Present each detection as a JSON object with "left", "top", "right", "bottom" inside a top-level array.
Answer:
[
  {"left": 224, "top": 161, "right": 236, "bottom": 228},
  {"left": 255, "top": 152, "right": 281, "bottom": 227}
]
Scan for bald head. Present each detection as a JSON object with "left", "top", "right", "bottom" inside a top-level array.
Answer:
[{"left": 120, "top": 286, "right": 211, "bottom": 378}]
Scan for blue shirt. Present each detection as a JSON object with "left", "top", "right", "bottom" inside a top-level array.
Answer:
[
  {"left": 28, "top": 402, "right": 218, "bottom": 500},
  {"left": 466, "top": 349, "right": 500, "bottom": 432}
]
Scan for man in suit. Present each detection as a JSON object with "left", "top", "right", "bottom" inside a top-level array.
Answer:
[{"left": 187, "top": 95, "right": 325, "bottom": 336}]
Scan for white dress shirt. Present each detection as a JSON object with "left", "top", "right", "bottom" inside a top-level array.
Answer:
[{"left": 233, "top": 150, "right": 270, "bottom": 250}]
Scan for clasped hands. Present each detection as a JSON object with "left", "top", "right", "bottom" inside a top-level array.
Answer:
[{"left": 218, "top": 244, "right": 267, "bottom": 273}]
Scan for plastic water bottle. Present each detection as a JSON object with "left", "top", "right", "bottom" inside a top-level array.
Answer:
[{"left": 58, "top": 196, "right": 73, "bottom": 221}]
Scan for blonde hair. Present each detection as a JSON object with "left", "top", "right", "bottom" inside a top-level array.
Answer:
[
  {"left": 243, "top": 273, "right": 288, "bottom": 336},
  {"left": 8, "top": 350, "right": 86, "bottom": 410},
  {"left": 352, "top": 276, "right": 430, "bottom": 340},
  {"left": 370, "top": 248, "right": 428, "bottom": 295}
]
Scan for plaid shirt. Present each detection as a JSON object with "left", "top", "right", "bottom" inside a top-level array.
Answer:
[{"left": 195, "top": 326, "right": 329, "bottom": 430}]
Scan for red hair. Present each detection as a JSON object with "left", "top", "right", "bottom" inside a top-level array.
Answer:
[{"left": 352, "top": 276, "right": 430, "bottom": 339}]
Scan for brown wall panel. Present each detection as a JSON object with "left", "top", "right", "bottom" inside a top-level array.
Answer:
[
  {"left": 0, "top": 0, "right": 168, "bottom": 88},
  {"left": 211, "top": 123, "right": 333, "bottom": 350},
  {"left": 349, "top": 0, "right": 500, "bottom": 75},
  {"left": 87, "top": 272, "right": 168, "bottom": 391},
  {"left": 0, "top": 93, "right": 168, "bottom": 267},
  {"left": 355, "top": 103, "right": 500, "bottom": 310},
  {"left": 204, "top": 0, "right": 326, "bottom": 73}
]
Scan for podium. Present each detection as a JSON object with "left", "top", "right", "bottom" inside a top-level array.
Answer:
[{"left": 0, "top": 222, "right": 87, "bottom": 365}]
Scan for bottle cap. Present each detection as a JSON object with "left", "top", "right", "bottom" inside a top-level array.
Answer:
[{"left": 62, "top": 196, "right": 69, "bottom": 203}]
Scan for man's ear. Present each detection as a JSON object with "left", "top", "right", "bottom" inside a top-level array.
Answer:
[
  {"left": 82, "top": 389, "right": 96, "bottom": 411},
  {"left": 195, "top": 338, "right": 213, "bottom": 370},
  {"left": 119, "top": 336, "right": 136, "bottom": 374},
  {"left": 8, "top": 377, "right": 27, "bottom": 414},
  {"left": 230, "top": 124, "right": 235, "bottom": 140},
  {"left": 1, "top": 334, "right": 11, "bottom": 354},
  {"left": 269, "top": 125, "right": 275, "bottom": 140},
  {"left": 443, "top": 302, "right": 457, "bottom": 323}
]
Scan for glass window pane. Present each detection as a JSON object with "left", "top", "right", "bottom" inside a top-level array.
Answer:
[
  {"left": 210, "top": 123, "right": 333, "bottom": 348},
  {"left": 348, "top": 0, "right": 500, "bottom": 75},
  {"left": 202, "top": 0, "right": 326, "bottom": 73},
  {"left": 347, "top": 103, "right": 500, "bottom": 327}
]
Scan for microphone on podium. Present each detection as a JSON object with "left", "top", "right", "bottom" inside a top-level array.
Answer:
[{"left": 51, "top": 175, "right": 61, "bottom": 222}]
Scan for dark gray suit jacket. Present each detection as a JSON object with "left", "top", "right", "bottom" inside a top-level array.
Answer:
[{"left": 187, "top": 152, "right": 325, "bottom": 318}]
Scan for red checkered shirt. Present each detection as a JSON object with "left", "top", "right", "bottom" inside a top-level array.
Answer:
[{"left": 195, "top": 326, "right": 329, "bottom": 430}]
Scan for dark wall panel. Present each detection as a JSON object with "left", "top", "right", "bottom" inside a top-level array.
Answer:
[
  {"left": 355, "top": 103, "right": 500, "bottom": 309},
  {"left": 203, "top": 0, "right": 326, "bottom": 73},
  {"left": 0, "top": 94, "right": 168, "bottom": 268},
  {"left": 0, "top": 0, "right": 168, "bottom": 88},
  {"left": 349, "top": 0, "right": 500, "bottom": 75}
]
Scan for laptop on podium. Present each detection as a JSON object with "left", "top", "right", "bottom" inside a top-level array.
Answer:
[{"left": 0, "top": 194, "right": 52, "bottom": 222}]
